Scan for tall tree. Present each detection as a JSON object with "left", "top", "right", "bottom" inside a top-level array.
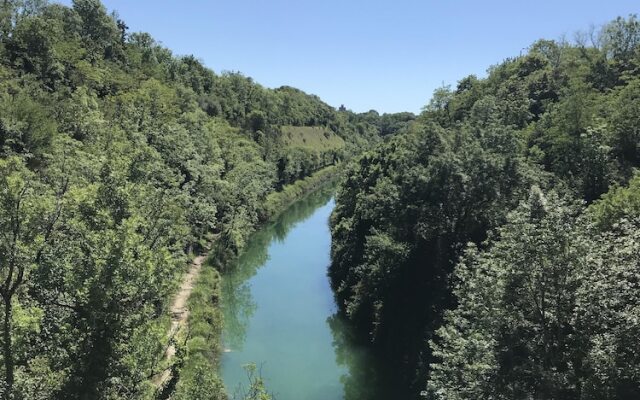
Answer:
[{"left": 0, "top": 156, "right": 65, "bottom": 398}]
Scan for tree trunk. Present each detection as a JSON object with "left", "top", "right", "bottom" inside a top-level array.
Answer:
[{"left": 3, "top": 297, "right": 13, "bottom": 400}]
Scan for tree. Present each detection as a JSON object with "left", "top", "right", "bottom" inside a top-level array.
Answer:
[
  {"left": 6, "top": 14, "right": 64, "bottom": 86},
  {"left": 600, "top": 14, "right": 640, "bottom": 63},
  {"left": 329, "top": 119, "right": 531, "bottom": 397},
  {"left": 0, "top": 0, "right": 19, "bottom": 39},
  {"left": 422, "top": 85, "right": 453, "bottom": 126},
  {"left": 428, "top": 188, "right": 640, "bottom": 399},
  {"left": 0, "top": 89, "right": 58, "bottom": 160},
  {"left": 576, "top": 218, "right": 640, "bottom": 399},
  {"left": 610, "top": 78, "right": 640, "bottom": 176},
  {"left": 234, "top": 364, "right": 272, "bottom": 400},
  {"left": 589, "top": 172, "right": 640, "bottom": 229},
  {"left": 0, "top": 156, "right": 65, "bottom": 399},
  {"left": 173, "top": 365, "right": 226, "bottom": 400},
  {"left": 71, "top": 0, "right": 119, "bottom": 62},
  {"left": 428, "top": 189, "right": 585, "bottom": 399}
]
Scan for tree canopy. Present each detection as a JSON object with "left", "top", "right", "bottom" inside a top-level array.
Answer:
[
  {"left": 0, "top": 0, "right": 390, "bottom": 398},
  {"left": 330, "top": 14, "right": 640, "bottom": 399}
]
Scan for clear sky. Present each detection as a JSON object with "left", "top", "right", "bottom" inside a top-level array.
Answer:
[{"left": 57, "top": 0, "right": 638, "bottom": 114}]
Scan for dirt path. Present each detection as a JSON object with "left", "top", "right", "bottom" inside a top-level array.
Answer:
[{"left": 152, "top": 254, "right": 206, "bottom": 389}]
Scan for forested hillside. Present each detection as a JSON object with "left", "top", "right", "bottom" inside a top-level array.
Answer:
[
  {"left": 4, "top": 0, "right": 638, "bottom": 399},
  {"left": 329, "top": 15, "right": 640, "bottom": 399},
  {"left": 0, "top": 0, "right": 404, "bottom": 398}
]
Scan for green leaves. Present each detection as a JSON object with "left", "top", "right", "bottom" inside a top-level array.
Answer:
[
  {"left": 428, "top": 189, "right": 640, "bottom": 399},
  {"left": 428, "top": 190, "right": 581, "bottom": 399},
  {"left": 0, "top": 88, "right": 57, "bottom": 159},
  {"left": 0, "top": 0, "right": 389, "bottom": 397},
  {"left": 576, "top": 219, "right": 640, "bottom": 398},
  {"left": 328, "top": 116, "right": 531, "bottom": 397},
  {"left": 589, "top": 173, "right": 640, "bottom": 229},
  {"left": 329, "top": 17, "right": 640, "bottom": 397}
]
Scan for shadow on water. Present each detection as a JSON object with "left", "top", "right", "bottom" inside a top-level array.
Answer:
[{"left": 328, "top": 313, "right": 398, "bottom": 400}]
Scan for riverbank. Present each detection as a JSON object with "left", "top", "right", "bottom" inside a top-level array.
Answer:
[
  {"left": 260, "top": 164, "right": 339, "bottom": 221},
  {"left": 157, "top": 165, "right": 341, "bottom": 398}
]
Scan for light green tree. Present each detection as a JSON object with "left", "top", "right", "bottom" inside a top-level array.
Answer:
[{"left": 0, "top": 156, "right": 65, "bottom": 399}]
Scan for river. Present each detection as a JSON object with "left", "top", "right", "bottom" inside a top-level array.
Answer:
[{"left": 219, "top": 185, "right": 390, "bottom": 400}]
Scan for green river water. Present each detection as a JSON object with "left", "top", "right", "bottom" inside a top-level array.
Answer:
[{"left": 220, "top": 186, "right": 391, "bottom": 400}]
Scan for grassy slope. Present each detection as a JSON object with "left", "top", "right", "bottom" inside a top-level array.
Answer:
[{"left": 280, "top": 126, "right": 345, "bottom": 150}]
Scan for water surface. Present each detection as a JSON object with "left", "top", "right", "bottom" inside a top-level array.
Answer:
[{"left": 220, "top": 187, "right": 385, "bottom": 400}]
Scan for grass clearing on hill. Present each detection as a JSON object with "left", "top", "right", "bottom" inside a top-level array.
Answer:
[{"left": 280, "top": 126, "right": 345, "bottom": 151}]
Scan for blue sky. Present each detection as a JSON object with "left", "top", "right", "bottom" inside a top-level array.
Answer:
[{"left": 58, "top": 0, "right": 638, "bottom": 113}]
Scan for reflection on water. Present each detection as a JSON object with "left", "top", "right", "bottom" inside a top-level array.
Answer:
[
  {"left": 220, "top": 183, "right": 393, "bottom": 399},
  {"left": 221, "top": 184, "right": 337, "bottom": 351},
  {"left": 328, "top": 314, "right": 396, "bottom": 400}
]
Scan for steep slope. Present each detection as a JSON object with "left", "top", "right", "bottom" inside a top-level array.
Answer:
[{"left": 329, "top": 15, "right": 640, "bottom": 399}]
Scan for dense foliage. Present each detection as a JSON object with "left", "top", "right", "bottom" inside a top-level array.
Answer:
[
  {"left": 329, "top": 15, "right": 640, "bottom": 399},
  {"left": 3, "top": 0, "right": 638, "bottom": 398},
  {"left": 428, "top": 189, "right": 640, "bottom": 400},
  {"left": 0, "top": 0, "right": 392, "bottom": 398}
]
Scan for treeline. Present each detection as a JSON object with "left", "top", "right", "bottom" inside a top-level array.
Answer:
[
  {"left": 329, "top": 15, "right": 640, "bottom": 399},
  {"left": 0, "top": 0, "right": 394, "bottom": 399}
]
